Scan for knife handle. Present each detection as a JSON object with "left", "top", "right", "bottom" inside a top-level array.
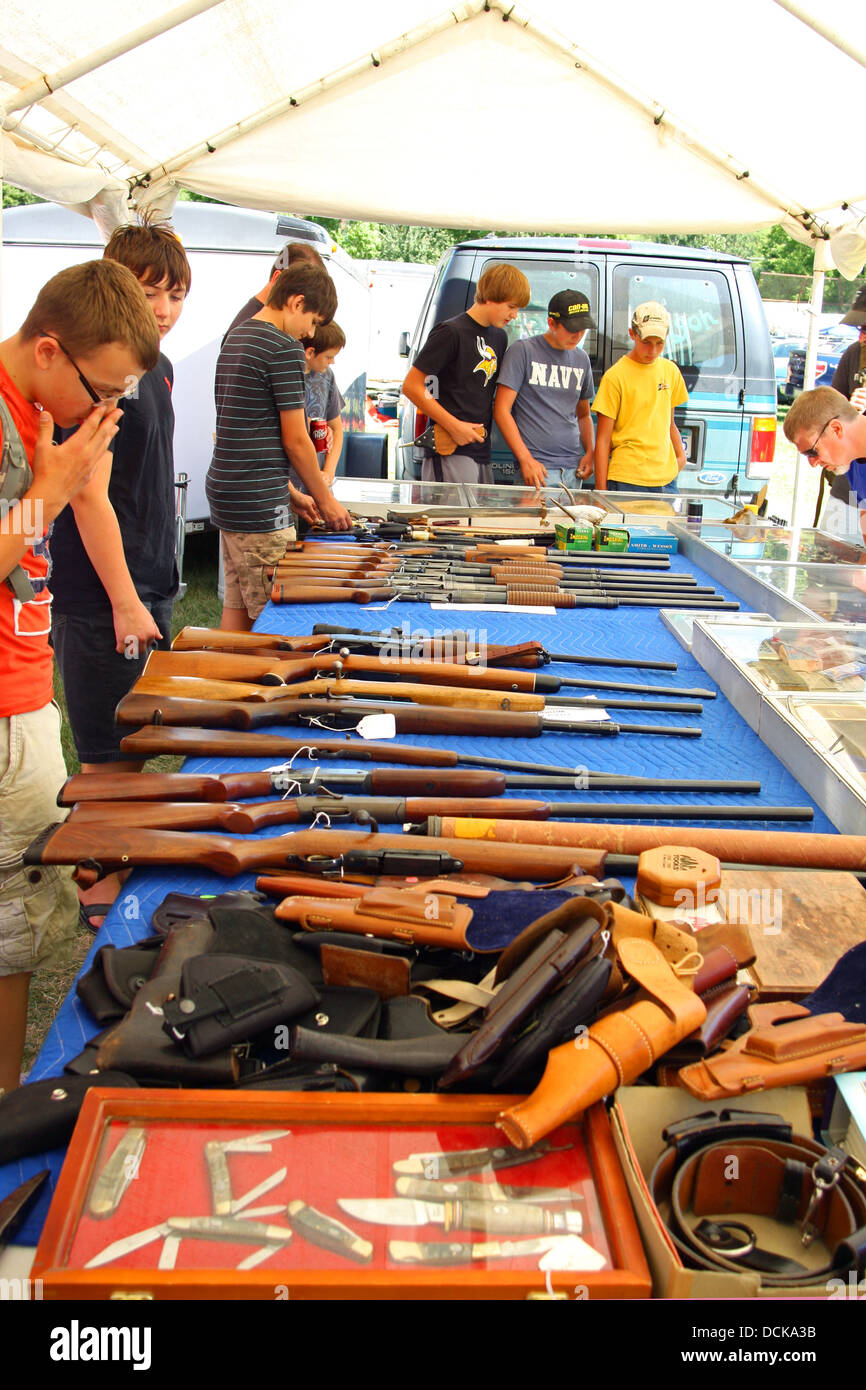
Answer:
[
  {"left": 389, "top": 1240, "right": 474, "bottom": 1265},
  {"left": 448, "top": 1199, "right": 550, "bottom": 1235}
]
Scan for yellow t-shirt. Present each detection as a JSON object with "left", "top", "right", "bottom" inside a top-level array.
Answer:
[{"left": 592, "top": 355, "right": 688, "bottom": 486}]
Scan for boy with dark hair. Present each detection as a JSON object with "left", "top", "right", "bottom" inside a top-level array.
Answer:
[
  {"left": 207, "top": 264, "right": 352, "bottom": 630},
  {"left": 0, "top": 259, "right": 158, "bottom": 1091},
  {"left": 226, "top": 241, "right": 326, "bottom": 338},
  {"left": 50, "top": 220, "right": 191, "bottom": 784},
  {"left": 494, "top": 290, "right": 596, "bottom": 489},
  {"left": 402, "top": 263, "right": 531, "bottom": 484},
  {"left": 593, "top": 301, "right": 688, "bottom": 492},
  {"left": 300, "top": 320, "right": 346, "bottom": 488}
]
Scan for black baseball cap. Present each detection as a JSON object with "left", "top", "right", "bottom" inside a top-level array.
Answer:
[{"left": 548, "top": 291, "right": 595, "bottom": 330}]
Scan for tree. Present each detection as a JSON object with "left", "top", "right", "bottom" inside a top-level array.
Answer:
[{"left": 2, "top": 184, "right": 43, "bottom": 207}]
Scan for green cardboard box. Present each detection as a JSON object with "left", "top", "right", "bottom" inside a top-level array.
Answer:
[{"left": 554, "top": 522, "right": 594, "bottom": 552}]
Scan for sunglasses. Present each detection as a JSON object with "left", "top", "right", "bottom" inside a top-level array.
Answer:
[{"left": 803, "top": 417, "right": 836, "bottom": 461}]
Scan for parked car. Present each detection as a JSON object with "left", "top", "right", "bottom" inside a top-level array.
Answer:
[
  {"left": 783, "top": 325, "right": 860, "bottom": 401},
  {"left": 398, "top": 235, "right": 778, "bottom": 492},
  {"left": 772, "top": 335, "right": 805, "bottom": 404}
]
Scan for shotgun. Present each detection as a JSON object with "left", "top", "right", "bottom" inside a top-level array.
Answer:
[
  {"left": 58, "top": 767, "right": 508, "bottom": 805},
  {"left": 114, "top": 691, "right": 703, "bottom": 738},
  {"left": 109, "top": 729, "right": 761, "bottom": 792},
  {"left": 418, "top": 816, "right": 866, "bottom": 872},
  {"left": 268, "top": 559, "right": 708, "bottom": 592},
  {"left": 23, "top": 822, "right": 611, "bottom": 880},
  {"left": 136, "top": 659, "right": 707, "bottom": 712},
  {"left": 268, "top": 580, "right": 737, "bottom": 611},
  {"left": 64, "top": 796, "right": 813, "bottom": 833}
]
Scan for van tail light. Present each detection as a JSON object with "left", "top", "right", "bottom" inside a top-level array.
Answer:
[{"left": 750, "top": 416, "right": 776, "bottom": 465}]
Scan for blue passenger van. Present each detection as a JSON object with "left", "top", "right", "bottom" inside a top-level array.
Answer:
[{"left": 397, "top": 236, "right": 777, "bottom": 492}]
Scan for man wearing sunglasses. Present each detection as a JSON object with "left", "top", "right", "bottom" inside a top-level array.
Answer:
[{"left": 783, "top": 385, "right": 866, "bottom": 544}]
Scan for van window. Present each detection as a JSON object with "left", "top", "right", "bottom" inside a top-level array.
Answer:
[
  {"left": 478, "top": 257, "right": 600, "bottom": 367},
  {"left": 611, "top": 265, "right": 736, "bottom": 384}
]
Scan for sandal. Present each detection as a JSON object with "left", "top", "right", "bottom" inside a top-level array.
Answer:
[{"left": 78, "top": 902, "right": 115, "bottom": 934}]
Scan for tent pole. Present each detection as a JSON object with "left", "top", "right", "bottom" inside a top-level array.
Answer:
[
  {"left": 770, "top": 1, "right": 866, "bottom": 70},
  {"left": 3, "top": 0, "right": 228, "bottom": 116},
  {"left": 793, "top": 243, "right": 827, "bottom": 526}
]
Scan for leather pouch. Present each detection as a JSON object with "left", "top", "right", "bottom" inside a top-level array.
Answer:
[
  {"left": 493, "top": 956, "right": 613, "bottom": 1089},
  {"left": 289, "top": 1025, "right": 463, "bottom": 1076},
  {"left": 94, "top": 920, "right": 238, "bottom": 1084},
  {"left": 658, "top": 981, "right": 753, "bottom": 1067},
  {"left": 320, "top": 943, "right": 411, "bottom": 998},
  {"left": 162, "top": 953, "right": 319, "bottom": 1057},
  {"left": 0, "top": 1072, "right": 139, "bottom": 1164},
  {"left": 679, "top": 1001, "right": 866, "bottom": 1099},
  {"left": 151, "top": 889, "right": 265, "bottom": 935},
  {"left": 76, "top": 940, "right": 162, "bottom": 1023}
]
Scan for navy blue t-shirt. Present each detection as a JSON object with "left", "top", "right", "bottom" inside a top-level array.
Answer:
[{"left": 50, "top": 354, "right": 178, "bottom": 612}]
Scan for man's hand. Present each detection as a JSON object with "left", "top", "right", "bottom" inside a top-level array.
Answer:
[
  {"left": 447, "top": 419, "right": 486, "bottom": 449},
  {"left": 31, "top": 404, "right": 121, "bottom": 523},
  {"left": 519, "top": 455, "right": 548, "bottom": 490},
  {"left": 577, "top": 456, "right": 593, "bottom": 480},
  {"left": 113, "top": 598, "right": 163, "bottom": 657},
  {"left": 319, "top": 496, "right": 353, "bottom": 531},
  {"left": 850, "top": 386, "right": 866, "bottom": 414},
  {"left": 292, "top": 492, "right": 323, "bottom": 526}
]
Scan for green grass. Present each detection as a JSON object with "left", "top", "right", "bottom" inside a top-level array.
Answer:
[{"left": 25, "top": 532, "right": 221, "bottom": 1073}]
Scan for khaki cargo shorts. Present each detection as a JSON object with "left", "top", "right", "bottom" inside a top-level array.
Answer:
[
  {"left": 220, "top": 527, "right": 297, "bottom": 621},
  {"left": 0, "top": 702, "right": 78, "bottom": 977}
]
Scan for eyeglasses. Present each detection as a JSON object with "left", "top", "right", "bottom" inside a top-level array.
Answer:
[
  {"left": 40, "top": 332, "right": 120, "bottom": 404},
  {"left": 803, "top": 417, "right": 836, "bottom": 461}
]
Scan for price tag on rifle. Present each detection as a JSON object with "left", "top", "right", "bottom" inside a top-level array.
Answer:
[
  {"left": 355, "top": 714, "right": 397, "bottom": 740},
  {"left": 544, "top": 706, "right": 611, "bottom": 723}
]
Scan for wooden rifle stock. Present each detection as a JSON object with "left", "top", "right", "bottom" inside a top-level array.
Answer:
[
  {"left": 24, "top": 822, "right": 609, "bottom": 879},
  {"left": 115, "top": 724, "right": 462, "bottom": 765},
  {"left": 172, "top": 627, "right": 331, "bottom": 655},
  {"left": 270, "top": 584, "right": 392, "bottom": 604},
  {"left": 172, "top": 626, "right": 553, "bottom": 671},
  {"left": 428, "top": 817, "right": 866, "bottom": 871}
]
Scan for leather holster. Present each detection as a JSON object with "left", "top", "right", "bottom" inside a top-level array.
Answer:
[{"left": 679, "top": 1001, "right": 866, "bottom": 1099}]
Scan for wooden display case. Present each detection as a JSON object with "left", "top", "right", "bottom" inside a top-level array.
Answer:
[{"left": 32, "top": 1089, "right": 650, "bottom": 1300}]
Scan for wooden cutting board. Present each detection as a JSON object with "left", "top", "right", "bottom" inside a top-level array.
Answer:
[{"left": 723, "top": 870, "right": 866, "bottom": 998}]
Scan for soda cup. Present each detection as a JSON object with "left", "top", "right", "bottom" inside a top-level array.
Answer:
[{"left": 310, "top": 418, "right": 328, "bottom": 453}]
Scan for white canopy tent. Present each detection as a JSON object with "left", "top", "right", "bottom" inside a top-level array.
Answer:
[{"left": 2, "top": 0, "right": 865, "bottom": 441}]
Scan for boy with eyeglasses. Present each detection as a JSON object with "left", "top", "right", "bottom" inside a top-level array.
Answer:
[
  {"left": 783, "top": 386, "right": 866, "bottom": 544},
  {"left": 0, "top": 259, "right": 158, "bottom": 1091}
]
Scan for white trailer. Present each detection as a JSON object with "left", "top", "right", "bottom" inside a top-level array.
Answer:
[{"left": 1, "top": 202, "right": 372, "bottom": 527}]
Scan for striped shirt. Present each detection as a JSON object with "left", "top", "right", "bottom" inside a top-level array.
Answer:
[{"left": 206, "top": 319, "right": 305, "bottom": 532}]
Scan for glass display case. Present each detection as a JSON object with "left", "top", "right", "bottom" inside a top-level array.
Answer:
[
  {"left": 690, "top": 619, "right": 866, "bottom": 832},
  {"left": 32, "top": 1090, "right": 649, "bottom": 1300},
  {"left": 671, "top": 522, "right": 865, "bottom": 566},
  {"left": 659, "top": 608, "right": 775, "bottom": 652},
  {"left": 588, "top": 492, "right": 742, "bottom": 526},
  {"left": 736, "top": 562, "right": 866, "bottom": 624}
]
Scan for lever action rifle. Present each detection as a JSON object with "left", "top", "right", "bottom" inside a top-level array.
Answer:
[
  {"left": 137, "top": 655, "right": 710, "bottom": 709},
  {"left": 106, "top": 734, "right": 761, "bottom": 794},
  {"left": 173, "top": 624, "right": 680, "bottom": 673},
  {"left": 64, "top": 796, "right": 814, "bottom": 832},
  {"left": 114, "top": 690, "right": 703, "bottom": 737}
]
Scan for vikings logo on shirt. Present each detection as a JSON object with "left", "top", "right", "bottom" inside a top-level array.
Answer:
[{"left": 473, "top": 337, "right": 498, "bottom": 386}]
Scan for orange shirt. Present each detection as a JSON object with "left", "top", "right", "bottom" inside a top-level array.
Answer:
[{"left": 0, "top": 359, "right": 54, "bottom": 717}]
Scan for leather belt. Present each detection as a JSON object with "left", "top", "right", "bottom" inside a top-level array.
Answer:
[{"left": 650, "top": 1109, "right": 866, "bottom": 1289}]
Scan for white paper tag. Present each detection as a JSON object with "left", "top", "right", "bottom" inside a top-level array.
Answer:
[
  {"left": 355, "top": 714, "right": 397, "bottom": 740},
  {"left": 544, "top": 705, "right": 611, "bottom": 723},
  {"left": 538, "top": 1236, "right": 607, "bottom": 1272},
  {"left": 430, "top": 602, "right": 556, "bottom": 614}
]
